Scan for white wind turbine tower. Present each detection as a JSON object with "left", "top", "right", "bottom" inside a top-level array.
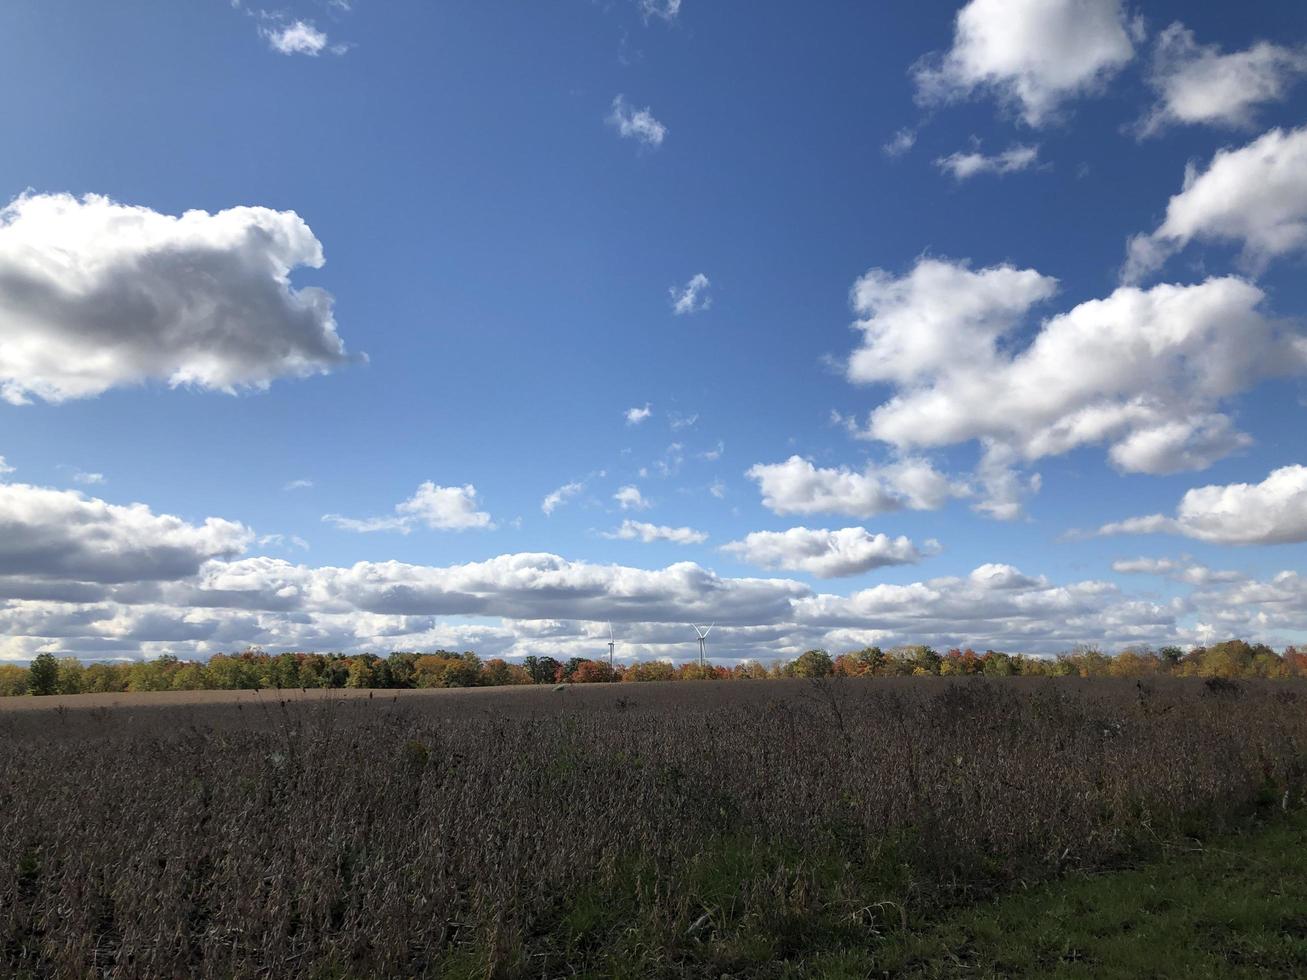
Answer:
[
  {"left": 607, "top": 622, "right": 616, "bottom": 670},
  {"left": 691, "top": 623, "right": 714, "bottom": 667}
]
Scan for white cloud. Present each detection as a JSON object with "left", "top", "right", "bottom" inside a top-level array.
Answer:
[
  {"left": 324, "top": 483, "right": 495, "bottom": 534},
  {"left": 847, "top": 259, "right": 1305, "bottom": 484},
  {"left": 746, "top": 454, "right": 967, "bottom": 518},
  {"left": 670, "top": 273, "right": 711, "bottom": 314},
  {"left": 0, "top": 458, "right": 12, "bottom": 476},
  {"left": 669, "top": 412, "right": 699, "bottom": 430},
  {"left": 0, "top": 192, "right": 353, "bottom": 405},
  {"left": 936, "top": 143, "right": 1039, "bottom": 180},
  {"left": 1097, "top": 465, "right": 1307, "bottom": 546},
  {"left": 607, "top": 95, "right": 667, "bottom": 147},
  {"left": 258, "top": 533, "right": 310, "bottom": 551},
  {"left": 398, "top": 483, "right": 495, "bottom": 530},
  {"left": 625, "top": 403, "right": 652, "bottom": 425},
  {"left": 699, "top": 440, "right": 724, "bottom": 461},
  {"left": 605, "top": 519, "right": 707, "bottom": 545},
  {"left": 283, "top": 479, "right": 314, "bottom": 492},
  {"left": 1139, "top": 24, "right": 1307, "bottom": 136},
  {"left": 722, "top": 526, "right": 935, "bottom": 579},
  {"left": 1111, "top": 556, "right": 1242, "bottom": 585},
  {"left": 1124, "top": 126, "right": 1307, "bottom": 280},
  {"left": 640, "top": 0, "right": 682, "bottom": 23},
  {"left": 914, "top": 0, "right": 1136, "bottom": 126},
  {"left": 262, "top": 20, "right": 331, "bottom": 56},
  {"left": 71, "top": 471, "right": 105, "bottom": 486},
  {"left": 883, "top": 127, "right": 917, "bottom": 157},
  {"left": 541, "top": 481, "right": 584, "bottom": 515},
  {"left": 614, "top": 485, "right": 651, "bottom": 511},
  {"left": 0, "top": 483, "right": 251, "bottom": 587}
]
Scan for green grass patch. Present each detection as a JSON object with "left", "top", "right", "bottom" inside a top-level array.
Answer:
[
  {"left": 880, "top": 810, "right": 1307, "bottom": 979},
  {"left": 459, "top": 812, "right": 1307, "bottom": 979}
]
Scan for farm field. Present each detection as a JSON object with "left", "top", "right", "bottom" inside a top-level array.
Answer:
[{"left": 3, "top": 677, "right": 1305, "bottom": 978}]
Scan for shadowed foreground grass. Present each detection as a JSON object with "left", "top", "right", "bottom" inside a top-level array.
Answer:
[
  {"left": 879, "top": 809, "right": 1307, "bottom": 979},
  {"left": 445, "top": 810, "right": 1307, "bottom": 979}
]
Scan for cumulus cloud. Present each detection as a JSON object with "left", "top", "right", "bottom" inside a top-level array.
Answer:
[
  {"left": 324, "top": 483, "right": 495, "bottom": 534},
  {"left": 722, "top": 526, "right": 936, "bottom": 579},
  {"left": 846, "top": 259, "right": 1304, "bottom": 484},
  {"left": 1124, "top": 126, "right": 1307, "bottom": 280},
  {"left": 625, "top": 403, "right": 652, "bottom": 425},
  {"left": 0, "top": 192, "right": 353, "bottom": 405},
  {"left": 0, "top": 483, "right": 251, "bottom": 586},
  {"left": 8, "top": 525, "right": 1301, "bottom": 661},
  {"left": 670, "top": 273, "right": 711, "bottom": 314},
  {"left": 605, "top": 519, "right": 708, "bottom": 545},
  {"left": 936, "top": 143, "right": 1039, "bottom": 180},
  {"left": 1139, "top": 24, "right": 1307, "bottom": 136},
  {"left": 607, "top": 95, "right": 667, "bottom": 147},
  {"left": 261, "top": 20, "right": 333, "bottom": 56},
  {"left": 614, "top": 485, "right": 651, "bottom": 511},
  {"left": 541, "top": 481, "right": 584, "bottom": 515},
  {"left": 746, "top": 454, "right": 967, "bottom": 518},
  {"left": 914, "top": 0, "right": 1136, "bottom": 126},
  {"left": 1097, "top": 465, "right": 1307, "bottom": 546}
]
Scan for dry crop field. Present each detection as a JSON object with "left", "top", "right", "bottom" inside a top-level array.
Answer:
[{"left": 2, "top": 677, "right": 1305, "bottom": 978}]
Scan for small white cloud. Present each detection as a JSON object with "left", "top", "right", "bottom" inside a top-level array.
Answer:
[
  {"left": 258, "top": 533, "right": 310, "bottom": 551},
  {"left": 1111, "top": 556, "right": 1241, "bottom": 586},
  {"left": 71, "top": 471, "right": 105, "bottom": 486},
  {"left": 397, "top": 482, "right": 495, "bottom": 531},
  {"left": 604, "top": 519, "right": 706, "bottom": 544},
  {"left": 723, "top": 526, "right": 934, "bottom": 579},
  {"left": 542, "top": 481, "right": 584, "bottom": 515},
  {"left": 614, "top": 485, "right": 651, "bottom": 510},
  {"left": 607, "top": 95, "right": 667, "bottom": 147},
  {"left": 669, "top": 412, "right": 699, "bottom": 430},
  {"left": 0, "top": 457, "right": 12, "bottom": 476},
  {"left": 708, "top": 479, "right": 726, "bottom": 499},
  {"left": 699, "top": 440, "right": 724, "bottom": 462},
  {"left": 283, "top": 479, "right": 314, "bottom": 492},
  {"left": 626, "top": 403, "right": 652, "bottom": 426},
  {"left": 914, "top": 0, "right": 1136, "bottom": 126},
  {"left": 670, "top": 273, "right": 711, "bottom": 315},
  {"left": 1139, "top": 24, "right": 1307, "bottom": 136},
  {"left": 936, "top": 143, "right": 1039, "bottom": 180},
  {"left": 640, "top": 0, "right": 682, "bottom": 22},
  {"left": 883, "top": 128, "right": 917, "bottom": 157},
  {"left": 324, "top": 482, "right": 495, "bottom": 534},
  {"left": 262, "top": 20, "right": 332, "bottom": 56},
  {"left": 747, "top": 455, "right": 967, "bottom": 518}
]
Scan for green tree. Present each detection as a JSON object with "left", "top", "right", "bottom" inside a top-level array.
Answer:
[
  {"left": 790, "top": 649, "right": 835, "bottom": 678},
  {"left": 56, "top": 657, "right": 85, "bottom": 695},
  {"left": 28, "top": 652, "right": 59, "bottom": 696}
]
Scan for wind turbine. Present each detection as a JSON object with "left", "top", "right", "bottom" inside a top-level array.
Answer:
[
  {"left": 691, "top": 623, "right": 714, "bottom": 667},
  {"left": 607, "top": 622, "right": 616, "bottom": 670}
]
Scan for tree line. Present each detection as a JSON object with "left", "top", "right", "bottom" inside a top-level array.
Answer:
[{"left": 5, "top": 639, "right": 1306, "bottom": 696}]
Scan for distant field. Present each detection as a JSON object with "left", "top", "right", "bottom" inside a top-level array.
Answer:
[
  {"left": 0, "top": 674, "right": 1270, "bottom": 737},
  {"left": 2, "top": 677, "right": 1304, "bottom": 977}
]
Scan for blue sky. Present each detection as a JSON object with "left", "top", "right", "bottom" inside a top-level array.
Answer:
[{"left": 1, "top": 0, "right": 1306, "bottom": 662}]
